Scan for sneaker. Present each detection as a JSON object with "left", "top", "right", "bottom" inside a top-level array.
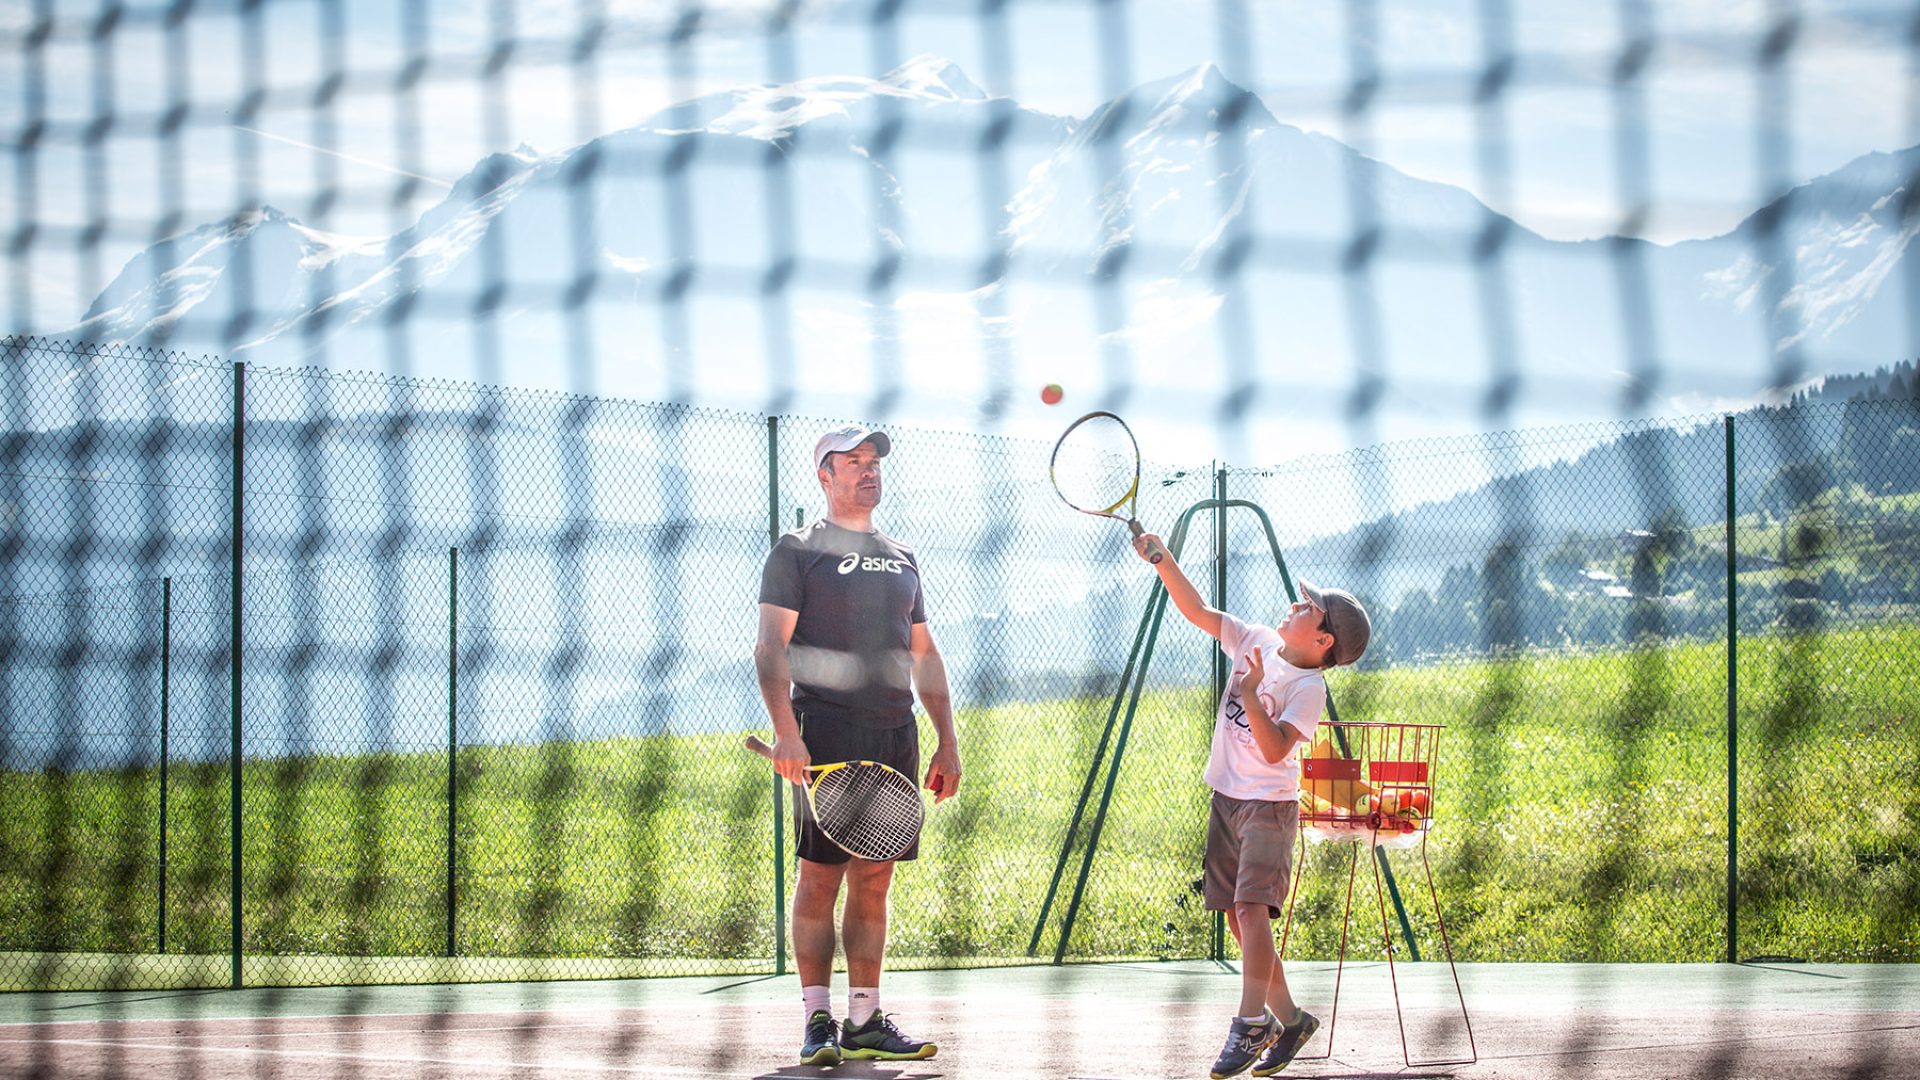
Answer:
[
  {"left": 1251, "top": 1008, "right": 1320, "bottom": 1077},
  {"left": 839, "top": 1012, "right": 938, "bottom": 1061},
  {"left": 1209, "top": 1009, "right": 1278, "bottom": 1079},
  {"left": 800, "top": 1010, "right": 840, "bottom": 1066}
]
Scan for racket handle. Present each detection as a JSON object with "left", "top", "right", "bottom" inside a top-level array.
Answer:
[
  {"left": 1128, "top": 519, "right": 1164, "bottom": 564},
  {"left": 744, "top": 734, "right": 774, "bottom": 758}
]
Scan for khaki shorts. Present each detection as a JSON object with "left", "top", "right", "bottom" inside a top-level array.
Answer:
[{"left": 1204, "top": 792, "right": 1299, "bottom": 919}]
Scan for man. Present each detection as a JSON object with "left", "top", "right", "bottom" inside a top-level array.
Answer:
[{"left": 755, "top": 423, "right": 963, "bottom": 1066}]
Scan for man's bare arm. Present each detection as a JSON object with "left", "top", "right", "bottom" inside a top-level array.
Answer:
[
  {"left": 910, "top": 621, "right": 962, "bottom": 801},
  {"left": 753, "top": 603, "right": 809, "bottom": 785}
]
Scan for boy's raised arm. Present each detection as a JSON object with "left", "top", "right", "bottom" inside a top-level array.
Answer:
[{"left": 1133, "top": 532, "right": 1224, "bottom": 641}]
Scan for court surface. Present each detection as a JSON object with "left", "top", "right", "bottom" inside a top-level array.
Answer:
[{"left": 3, "top": 960, "right": 1915, "bottom": 1079}]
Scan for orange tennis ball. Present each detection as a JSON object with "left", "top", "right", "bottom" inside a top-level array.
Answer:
[{"left": 1041, "top": 383, "right": 1064, "bottom": 405}]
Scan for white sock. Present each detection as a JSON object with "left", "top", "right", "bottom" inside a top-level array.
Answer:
[
  {"left": 802, "top": 984, "right": 831, "bottom": 1021},
  {"left": 848, "top": 987, "right": 880, "bottom": 1027},
  {"left": 1238, "top": 1011, "right": 1270, "bottom": 1025}
]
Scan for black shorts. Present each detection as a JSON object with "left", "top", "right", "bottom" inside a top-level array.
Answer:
[{"left": 793, "top": 711, "right": 921, "bottom": 864}]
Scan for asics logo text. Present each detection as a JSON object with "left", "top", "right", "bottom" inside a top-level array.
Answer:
[{"left": 837, "top": 552, "right": 905, "bottom": 575}]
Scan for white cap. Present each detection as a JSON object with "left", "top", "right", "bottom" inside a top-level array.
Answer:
[{"left": 812, "top": 424, "right": 893, "bottom": 471}]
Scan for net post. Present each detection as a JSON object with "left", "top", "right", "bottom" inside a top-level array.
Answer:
[
  {"left": 1724, "top": 413, "right": 1738, "bottom": 963},
  {"left": 1211, "top": 465, "right": 1227, "bottom": 963},
  {"left": 768, "top": 415, "right": 787, "bottom": 977},
  {"left": 228, "top": 360, "right": 244, "bottom": 990},
  {"left": 447, "top": 545, "right": 459, "bottom": 959},
  {"left": 159, "top": 576, "right": 170, "bottom": 954}
]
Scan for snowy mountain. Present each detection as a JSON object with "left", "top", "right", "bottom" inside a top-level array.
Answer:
[{"left": 35, "top": 57, "right": 1920, "bottom": 438}]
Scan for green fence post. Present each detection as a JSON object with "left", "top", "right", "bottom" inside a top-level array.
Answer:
[
  {"left": 768, "top": 415, "right": 786, "bottom": 977},
  {"left": 229, "top": 361, "right": 245, "bottom": 989},
  {"left": 1026, "top": 585, "right": 1164, "bottom": 958},
  {"left": 1211, "top": 466, "right": 1227, "bottom": 963},
  {"left": 1725, "top": 413, "right": 1738, "bottom": 963},
  {"left": 159, "top": 576, "right": 170, "bottom": 954},
  {"left": 1055, "top": 584, "right": 1175, "bottom": 964},
  {"left": 447, "top": 546, "right": 459, "bottom": 959}
]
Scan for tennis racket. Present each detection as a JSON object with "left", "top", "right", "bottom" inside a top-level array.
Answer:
[
  {"left": 1050, "top": 410, "right": 1165, "bottom": 563},
  {"left": 745, "top": 735, "right": 925, "bottom": 862}
]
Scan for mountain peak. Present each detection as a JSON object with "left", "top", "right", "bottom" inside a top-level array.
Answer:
[
  {"left": 1067, "top": 63, "right": 1278, "bottom": 151},
  {"left": 1724, "top": 141, "right": 1920, "bottom": 243},
  {"left": 1149, "top": 63, "right": 1264, "bottom": 116},
  {"left": 879, "top": 55, "right": 988, "bottom": 101},
  {"left": 450, "top": 145, "right": 543, "bottom": 200},
  {"left": 240, "top": 204, "right": 297, "bottom": 231}
]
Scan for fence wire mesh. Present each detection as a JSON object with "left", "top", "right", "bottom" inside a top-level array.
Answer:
[
  {"left": 4, "top": 0, "right": 1920, "bottom": 1011},
  {"left": 3, "top": 335, "right": 1916, "bottom": 994}
]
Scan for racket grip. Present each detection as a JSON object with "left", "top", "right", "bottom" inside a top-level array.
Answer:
[
  {"left": 744, "top": 734, "right": 774, "bottom": 759},
  {"left": 1128, "top": 520, "right": 1164, "bottom": 564}
]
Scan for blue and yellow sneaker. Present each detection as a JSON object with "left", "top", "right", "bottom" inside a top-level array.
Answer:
[
  {"left": 1251, "top": 1008, "right": 1319, "bottom": 1077},
  {"left": 800, "top": 1009, "right": 841, "bottom": 1066},
  {"left": 839, "top": 1012, "right": 937, "bottom": 1061},
  {"left": 1209, "top": 1009, "right": 1278, "bottom": 1079}
]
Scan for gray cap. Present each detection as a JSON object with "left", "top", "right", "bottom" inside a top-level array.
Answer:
[
  {"left": 1299, "top": 581, "right": 1371, "bottom": 667},
  {"left": 812, "top": 425, "right": 893, "bottom": 471}
]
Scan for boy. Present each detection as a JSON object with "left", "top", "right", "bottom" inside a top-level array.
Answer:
[{"left": 1132, "top": 532, "right": 1370, "bottom": 1078}]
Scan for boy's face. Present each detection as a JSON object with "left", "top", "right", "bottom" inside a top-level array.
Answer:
[{"left": 1277, "top": 598, "right": 1334, "bottom": 664}]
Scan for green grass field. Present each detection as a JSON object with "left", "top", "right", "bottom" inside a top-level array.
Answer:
[{"left": 3, "top": 626, "right": 1915, "bottom": 990}]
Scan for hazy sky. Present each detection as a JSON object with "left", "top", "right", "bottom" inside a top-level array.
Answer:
[{"left": 4, "top": 0, "right": 1916, "bottom": 461}]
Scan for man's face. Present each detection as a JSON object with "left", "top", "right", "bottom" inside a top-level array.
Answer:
[{"left": 820, "top": 441, "right": 884, "bottom": 509}]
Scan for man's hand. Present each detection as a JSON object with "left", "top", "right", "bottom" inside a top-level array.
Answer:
[
  {"left": 924, "top": 745, "right": 962, "bottom": 804},
  {"left": 771, "top": 734, "right": 811, "bottom": 787}
]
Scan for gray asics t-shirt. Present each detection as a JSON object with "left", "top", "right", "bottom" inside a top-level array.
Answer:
[{"left": 758, "top": 520, "right": 927, "bottom": 729}]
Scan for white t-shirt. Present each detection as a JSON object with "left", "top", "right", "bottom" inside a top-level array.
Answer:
[{"left": 1204, "top": 612, "right": 1328, "bottom": 801}]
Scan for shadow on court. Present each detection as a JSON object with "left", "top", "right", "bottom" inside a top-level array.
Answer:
[{"left": 2, "top": 961, "right": 1915, "bottom": 1079}]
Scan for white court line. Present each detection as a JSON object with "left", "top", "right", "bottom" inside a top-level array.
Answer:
[
  {"left": 4, "top": 1003, "right": 683, "bottom": 1030},
  {"left": 0, "top": 1034, "right": 763, "bottom": 1077},
  {"left": 47, "top": 1016, "right": 643, "bottom": 1044}
]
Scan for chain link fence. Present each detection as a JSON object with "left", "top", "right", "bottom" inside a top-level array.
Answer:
[{"left": 2, "top": 335, "right": 1917, "bottom": 991}]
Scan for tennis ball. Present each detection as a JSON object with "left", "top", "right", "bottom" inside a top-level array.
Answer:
[
  {"left": 1406, "top": 789, "right": 1431, "bottom": 815},
  {"left": 1041, "top": 382, "right": 1064, "bottom": 405}
]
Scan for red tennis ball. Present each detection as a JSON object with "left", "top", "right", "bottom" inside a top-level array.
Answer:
[{"left": 1041, "top": 383, "right": 1064, "bottom": 405}]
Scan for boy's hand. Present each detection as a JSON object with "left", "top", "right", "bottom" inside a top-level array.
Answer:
[
  {"left": 1133, "top": 532, "right": 1167, "bottom": 563},
  {"left": 1239, "top": 647, "right": 1265, "bottom": 700}
]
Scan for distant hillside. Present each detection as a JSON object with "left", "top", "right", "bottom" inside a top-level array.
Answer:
[{"left": 1259, "top": 364, "right": 1920, "bottom": 661}]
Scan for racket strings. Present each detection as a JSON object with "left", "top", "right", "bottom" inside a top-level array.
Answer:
[
  {"left": 1052, "top": 415, "right": 1141, "bottom": 515},
  {"left": 813, "top": 764, "right": 924, "bottom": 861}
]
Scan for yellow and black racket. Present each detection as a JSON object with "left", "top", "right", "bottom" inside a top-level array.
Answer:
[
  {"left": 1050, "top": 410, "right": 1165, "bottom": 563},
  {"left": 745, "top": 735, "right": 925, "bottom": 861}
]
